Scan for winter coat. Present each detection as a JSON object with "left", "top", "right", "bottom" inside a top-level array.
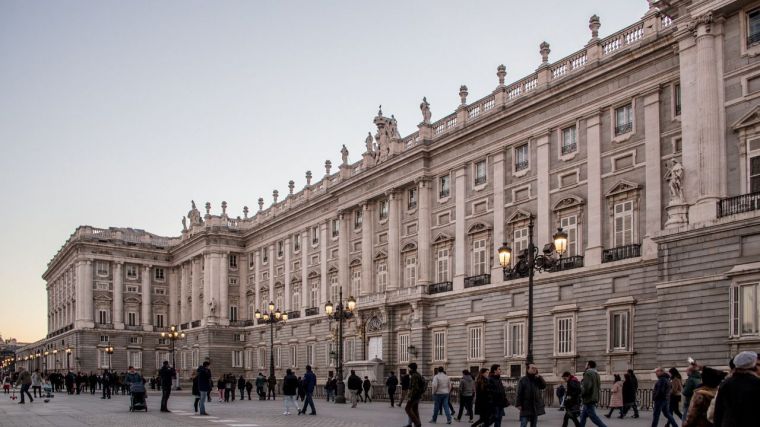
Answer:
[
  {"left": 16, "top": 370, "right": 31, "bottom": 386},
  {"left": 408, "top": 371, "right": 425, "bottom": 401},
  {"left": 581, "top": 369, "right": 601, "bottom": 404},
  {"left": 563, "top": 377, "right": 582, "bottom": 413},
  {"left": 683, "top": 386, "right": 717, "bottom": 427},
  {"left": 245, "top": 380, "right": 253, "bottom": 392},
  {"left": 255, "top": 375, "right": 266, "bottom": 388},
  {"left": 191, "top": 376, "right": 199, "bottom": 397},
  {"left": 515, "top": 374, "right": 545, "bottom": 417},
  {"left": 713, "top": 371, "right": 760, "bottom": 427},
  {"left": 459, "top": 375, "right": 475, "bottom": 397},
  {"left": 159, "top": 365, "right": 175, "bottom": 388},
  {"left": 400, "top": 373, "right": 411, "bottom": 390},
  {"left": 267, "top": 375, "right": 276, "bottom": 389},
  {"left": 489, "top": 374, "right": 510, "bottom": 410},
  {"left": 653, "top": 373, "right": 672, "bottom": 402},
  {"left": 347, "top": 374, "right": 362, "bottom": 391},
  {"left": 237, "top": 376, "right": 245, "bottom": 390},
  {"left": 282, "top": 373, "right": 298, "bottom": 396},
  {"left": 622, "top": 378, "right": 637, "bottom": 404},
  {"left": 431, "top": 372, "right": 451, "bottom": 395},
  {"left": 386, "top": 375, "right": 398, "bottom": 391},
  {"left": 609, "top": 380, "right": 624, "bottom": 408},
  {"left": 362, "top": 379, "right": 371, "bottom": 392},
  {"left": 683, "top": 371, "right": 702, "bottom": 408},
  {"left": 197, "top": 366, "right": 212, "bottom": 392},
  {"left": 303, "top": 370, "right": 316, "bottom": 394},
  {"left": 31, "top": 372, "right": 42, "bottom": 387},
  {"left": 474, "top": 376, "right": 492, "bottom": 415}
]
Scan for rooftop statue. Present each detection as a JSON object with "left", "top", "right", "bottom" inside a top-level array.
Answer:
[
  {"left": 187, "top": 200, "right": 203, "bottom": 226},
  {"left": 420, "top": 97, "right": 432, "bottom": 124}
]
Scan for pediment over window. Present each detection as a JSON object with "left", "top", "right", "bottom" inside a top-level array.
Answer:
[
  {"left": 94, "top": 294, "right": 113, "bottom": 302},
  {"left": 307, "top": 270, "right": 320, "bottom": 279},
  {"left": 124, "top": 296, "right": 141, "bottom": 304},
  {"left": 507, "top": 209, "right": 533, "bottom": 224},
  {"left": 401, "top": 241, "right": 418, "bottom": 252},
  {"left": 732, "top": 106, "right": 760, "bottom": 131},
  {"left": 605, "top": 180, "right": 640, "bottom": 198},
  {"left": 327, "top": 266, "right": 338, "bottom": 274},
  {"left": 153, "top": 299, "right": 169, "bottom": 306},
  {"left": 246, "top": 289, "right": 254, "bottom": 297},
  {"left": 467, "top": 222, "right": 492, "bottom": 234},
  {"left": 290, "top": 274, "right": 301, "bottom": 283},
  {"left": 433, "top": 233, "right": 453, "bottom": 244},
  {"left": 259, "top": 286, "right": 269, "bottom": 292},
  {"left": 374, "top": 250, "right": 388, "bottom": 261},
  {"left": 552, "top": 195, "right": 585, "bottom": 212},
  {"left": 349, "top": 258, "right": 362, "bottom": 267}
]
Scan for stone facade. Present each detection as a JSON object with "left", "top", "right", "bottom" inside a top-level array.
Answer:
[{"left": 17, "top": 0, "right": 760, "bottom": 384}]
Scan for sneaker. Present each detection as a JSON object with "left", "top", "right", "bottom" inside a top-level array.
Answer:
[{"left": 283, "top": 412, "right": 289, "bottom": 415}]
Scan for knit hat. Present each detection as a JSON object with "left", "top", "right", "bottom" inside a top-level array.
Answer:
[
  {"left": 732, "top": 351, "right": 758, "bottom": 369},
  {"left": 700, "top": 367, "right": 725, "bottom": 388}
]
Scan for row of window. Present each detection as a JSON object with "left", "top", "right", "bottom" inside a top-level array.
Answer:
[{"left": 95, "top": 262, "right": 166, "bottom": 281}]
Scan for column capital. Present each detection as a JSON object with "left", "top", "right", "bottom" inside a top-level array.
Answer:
[
  {"left": 361, "top": 200, "right": 372, "bottom": 210},
  {"left": 385, "top": 188, "right": 401, "bottom": 199},
  {"left": 414, "top": 175, "right": 432, "bottom": 186}
]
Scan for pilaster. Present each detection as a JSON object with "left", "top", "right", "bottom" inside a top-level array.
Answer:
[
  {"left": 361, "top": 202, "right": 374, "bottom": 295},
  {"left": 491, "top": 152, "right": 505, "bottom": 284},
  {"left": 417, "top": 178, "right": 432, "bottom": 286},
  {"left": 220, "top": 253, "right": 229, "bottom": 323},
  {"left": 169, "top": 266, "right": 179, "bottom": 325},
  {"left": 585, "top": 113, "right": 603, "bottom": 266},
  {"left": 320, "top": 222, "right": 328, "bottom": 304},
  {"left": 301, "top": 230, "right": 309, "bottom": 314},
  {"left": 454, "top": 167, "right": 466, "bottom": 291},
  {"left": 254, "top": 251, "right": 261, "bottom": 314},
  {"left": 239, "top": 254, "right": 249, "bottom": 321},
  {"left": 268, "top": 245, "right": 275, "bottom": 303},
  {"left": 643, "top": 89, "right": 662, "bottom": 260},
  {"left": 387, "top": 190, "right": 401, "bottom": 291},
  {"left": 83, "top": 260, "right": 94, "bottom": 324},
  {"left": 191, "top": 258, "right": 202, "bottom": 322},
  {"left": 113, "top": 261, "right": 124, "bottom": 329},
  {"left": 284, "top": 238, "right": 292, "bottom": 310},
  {"left": 338, "top": 211, "right": 350, "bottom": 296},
  {"left": 141, "top": 265, "right": 152, "bottom": 331},
  {"left": 536, "top": 134, "right": 551, "bottom": 246}
]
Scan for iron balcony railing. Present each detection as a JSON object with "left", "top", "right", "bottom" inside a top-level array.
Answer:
[
  {"left": 717, "top": 192, "right": 760, "bottom": 218},
  {"left": 304, "top": 307, "right": 320, "bottom": 317},
  {"left": 561, "top": 142, "right": 577, "bottom": 155},
  {"left": 439, "top": 189, "right": 450, "bottom": 198},
  {"left": 464, "top": 274, "right": 491, "bottom": 288},
  {"left": 179, "top": 322, "right": 189, "bottom": 330},
  {"left": 749, "top": 31, "right": 760, "bottom": 46},
  {"left": 191, "top": 320, "right": 201, "bottom": 328},
  {"left": 428, "top": 281, "right": 453, "bottom": 294},
  {"left": 602, "top": 244, "right": 641, "bottom": 263},
  {"left": 287, "top": 311, "right": 301, "bottom": 319},
  {"left": 554, "top": 255, "right": 584, "bottom": 271},
  {"left": 615, "top": 122, "right": 633, "bottom": 135},
  {"left": 515, "top": 160, "right": 529, "bottom": 171}
]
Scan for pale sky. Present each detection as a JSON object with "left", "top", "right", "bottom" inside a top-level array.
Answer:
[{"left": 0, "top": 0, "right": 649, "bottom": 343}]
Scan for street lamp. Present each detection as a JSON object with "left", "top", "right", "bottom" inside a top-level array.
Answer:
[
  {"left": 65, "top": 348, "right": 72, "bottom": 371},
  {"left": 105, "top": 345, "right": 114, "bottom": 369},
  {"left": 255, "top": 301, "right": 288, "bottom": 380},
  {"left": 324, "top": 288, "right": 356, "bottom": 404},
  {"left": 161, "top": 325, "right": 186, "bottom": 390},
  {"left": 498, "top": 214, "right": 568, "bottom": 365}
]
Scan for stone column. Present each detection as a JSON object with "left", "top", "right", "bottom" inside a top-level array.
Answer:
[
  {"left": 83, "top": 260, "right": 94, "bottom": 325},
  {"left": 239, "top": 253, "right": 249, "bottom": 321},
  {"left": 585, "top": 114, "right": 603, "bottom": 265},
  {"left": 284, "top": 238, "right": 292, "bottom": 310},
  {"left": 169, "top": 267, "right": 179, "bottom": 325},
  {"left": 387, "top": 190, "right": 401, "bottom": 291},
  {"left": 643, "top": 89, "right": 662, "bottom": 259},
  {"left": 320, "top": 222, "right": 328, "bottom": 304},
  {"left": 203, "top": 254, "right": 212, "bottom": 319},
  {"left": 454, "top": 167, "right": 466, "bottom": 290},
  {"left": 220, "top": 253, "right": 229, "bottom": 323},
  {"left": 113, "top": 262, "right": 124, "bottom": 329},
  {"left": 301, "top": 230, "right": 309, "bottom": 314},
  {"left": 491, "top": 152, "right": 505, "bottom": 283},
  {"left": 254, "top": 250, "right": 261, "bottom": 314},
  {"left": 268, "top": 245, "right": 275, "bottom": 303},
  {"left": 75, "top": 261, "right": 85, "bottom": 325},
  {"left": 191, "top": 258, "right": 201, "bottom": 321},
  {"left": 361, "top": 202, "right": 373, "bottom": 295},
  {"left": 536, "top": 135, "right": 551, "bottom": 245},
  {"left": 338, "top": 211, "right": 350, "bottom": 296},
  {"left": 417, "top": 178, "right": 432, "bottom": 286},
  {"left": 141, "top": 265, "right": 152, "bottom": 331}
]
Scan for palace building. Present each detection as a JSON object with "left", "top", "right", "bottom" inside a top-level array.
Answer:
[{"left": 17, "top": 0, "right": 760, "bottom": 384}]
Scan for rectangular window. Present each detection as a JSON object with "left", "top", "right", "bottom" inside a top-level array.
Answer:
[
  {"left": 294, "top": 234, "right": 301, "bottom": 252},
  {"left": 274, "top": 347, "right": 281, "bottom": 368},
  {"left": 732, "top": 283, "right": 759, "bottom": 336},
  {"left": 376, "top": 262, "right": 387, "bottom": 293},
  {"left": 100, "top": 335, "right": 109, "bottom": 343},
  {"left": 229, "top": 306, "right": 238, "bottom": 322},
  {"left": 306, "top": 344, "right": 315, "bottom": 367},
  {"left": 232, "top": 350, "right": 243, "bottom": 368},
  {"left": 258, "top": 348, "right": 267, "bottom": 369},
  {"left": 614, "top": 201, "right": 634, "bottom": 247},
  {"left": 351, "top": 269, "right": 361, "bottom": 299},
  {"left": 615, "top": 104, "right": 633, "bottom": 135},
  {"left": 330, "top": 275, "right": 340, "bottom": 305},
  {"left": 275, "top": 287, "right": 284, "bottom": 310},
  {"left": 472, "top": 238, "right": 487, "bottom": 275},
  {"left": 158, "top": 338, "right": 168, "bottom": 345},
  {"left": 474, "top": 160, "right": 487, "bottom": 185},
  {"left": 405, "top": 256, "right": 417, "bottom": 287},
  {"left": 408, "top": 188, "right": 418, "bottom": 209},
  {"left": 331, "top": 219, "right": 339, "bottom": 237},
  {"left": 128, "top": 351, "right": 142, "bottom": 369},
  {"left": 515, "top": 144, "right": 529, "bottom": 171},
  {"left": 560, "top": 215, "right": 578, "bottom": 256},
  {"left": 126, "top": 264, "right": 137, "bottom": 279},
  {"left": 155, "top": 313, "right": 164, "bottom": 328},
  {"left": 96, "top": 282, "right": 109, "bottom": 290},
  {"left": 98, "top": 349, "right": 111, "bottom": 369},
  {"left": 506, "top": 321, "right": 525, "bottom": 357},
  {"left": 229, "top": 255, "right": 238, "bottom": 269},
  {"left": 292, "top": 285, "right": 301, "bottom": 312},
  {"left": 468, "top": 326, "right": 483, "bottom": 360},
  {"left": 155, "top": 351, "right": 169, "bottom": 369},
  {"left": 610, "top": 310, "right": 630, "bottom": 351},
  {"left": 344, "top": 338, "right": 355, "bottom": 362},
  {"left": 674, "top": 84, "right": 681, "bottom": 116},
  {"left": 750, "top": 154, "right": 760, "bottom": 193},
  {"left": 96, "top": 261, "right": 109, "bottom": 277},
  {"left": 437, "top": 247, "right": 450, "bottom": 282},
  {"left": 556, "top": 316, "right": 574, "bottom": 355},
  {"left": 309, "top": 279, "right": 320, "bottom": 308},
  {"left": 398, "top": 333, "right": 410, "bottom": 363},
  {"left": 244, "top": 349, "right": 252, "bottom": 369},
  {"left": 433, "top": 330, "right": 446, "bottom": 362},
  {"left": 126, "top": 285, "right": 138, "bottom": 293},
  {"left": 278, "top": 241, "right": 284, "bottom": 257},
  {"left": 154, "top": 268, "right": 164, "bottom": 281},
  {"left": 354, "top": 209, "right": 363, "bottom": 228},
  {"left": 290, "top": 345, "right": 297, "bottom": 367},
  {"left": 513, "top": 227, "right": 529, "bottom": 265},
  {"left": 98, "top": 310, "right": 109, "bottom": 324},
  {"left": 129, "top": 336, "right": 141, "bottom": 344},
  {"left": 154, "top": 287, "right": 166, "bottom": 295},
  {"left": 749, "top": 8, "right": 760, "bottom": 45},
  {"left": 312, "top": 226, "right": 319, "bottom": 245},
  {"left": 192, "top": 349, "right": 199, "bottom": 368},
  {"left": 128, "top": 312, "right": 137, "bottom": 326},
  {"left": 379, "top": 199, "right": 389, "bottom": 220},
  {"left": 439, "top": 175, "right": 451, "bottom": 199},
  {"left": 561, "top": 126, "right": 577, "bottom": 155}
]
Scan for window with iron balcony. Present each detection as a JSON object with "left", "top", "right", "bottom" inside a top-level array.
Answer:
[
  {"left": 748, "top": 8, "right": 760, "bottom": 46},
  {"left": 439, "top": 175, "right": 450, "bottom": 198},
  {"left": 474, "top": 160, "right": 487, "bottom": 185},
  {"left": 614, "top": 104, "right": 633, "bottom": 135},
  {"left": 514, "top": 145, "right": 529, "bottom": 171},
  {"left": 561, "top": 126, "right": 577, "bottom": 155}
]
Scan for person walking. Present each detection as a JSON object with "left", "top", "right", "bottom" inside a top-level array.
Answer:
[
  {"left": 89, "top": 372, "right": 97, "bottom": 395},
  {"left": 158, "top": 360, "right": 175, "bottom": 412},
  {"left": 197, "top": 361, "right": 212, "bottom": 416},
  {"left": 472, "top": 368, "right": 492, "bottom": 427},
  {"left": 605, "top": 374, "right": 624, "bottom": 418},
  {"left": 668, "top": 367, "right": 684, "bottom": 422},
  {"left": 682, "top": 366, "right": 702, "bottom": 416},
  {"left": 31, "top": 369, "right": 42, "bottom": 398},
  {"left": 297, "top": 376, "right": 306, "bottom": 402},
  {"left": 621, "top": 372, "right": 637, "bottom": 419},
  {"left": 561, "top": 371, "right": 582, "bottom": 427},
  {"left": 237, "top": 375, "right": 246, "bottom": 402},
  {"left": 267, "top": 373, "right": 277, "bottom": 400},
  {"left": 682, "top": 366, "right": 724, "bottom": 427},
  {"left": 399, "top": 370, "right": 411, "bottom": 407},
  {"left": 245, "top": 378, "right": 253, "bottom": 400},
  {"left": 191, "top": 371, "right": 200, "bottom": 413},
  {"left": 325, "top": 372, "right": 336, "bottom": 402},
  {"left": 430, "top": 366, "right": 452, "bottom": 424},
  {"left": 386, "top": 372, "right": 398, "bottom": 408},
  {"left": 255, "top": 372, "right": 266, "bottom": 400},
  {"left": 362, "top": 376, "right": 372, "bottom": 403},
  {"left": 456, "top": 369, "right": 474, "bottom": 423},
  {"left": 516, "top": 363, "right": 546, "bottom": 427},
  {"left": 282, "top": 368, "right": 299, "bottom": 415},
  {"left": 225, "top": 374, "right": 233, "bottom": 402},
  {"left": 488, "top": 364, "right": 511, "bottom": 427},
  {"left": 713, "top": 351, "right": 760, "bottom": 427},
  {"left": 298, "top": 365, "right": 317, "bottom": 416},
  {"left": 651, "top": 367, "right": 679, "bottom": 427},
  {"left": 100, "top": 369, "right": 112, "bottom": 400},
  {"left": 15, "top": 367, "right": 33, "bottom": 404},
  {"left": 347, "top": 370, "right": 363, "bottom": 408},
  {"left": 403, "top": 362, "right": 425, "bottom": 427},
  {"left": 579, "top": 360, "right": 607, "bottom": 427}
]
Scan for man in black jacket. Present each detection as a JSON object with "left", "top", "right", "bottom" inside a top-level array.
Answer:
[
  {"left": 714, "top": 351, "right": 760, "bottom": 427},
  {"left": 651, "top": 367, "right": 678, "bottom": 427},
  {"left": 398, "top": 371, "right": 410, "bottom": 407},
  {"left": 561, "top": 372, "right": 581, "bottom": 427},
  {"left": 362, "top": 376, "right": 372, "bottom": 403},
  {"left": 347, "top": 370, "right": 363, "bottom": 408},
  {"left": 197, "top": 361, "right": 212, "bottom": 415},
  {"left": 158, "top": 361, "right": 176, "bottom": 412},
  {"left": 100, "top": 369, "right": 111, "bottom": 399},
  {"left": 516, "top": 363, "right": 546, "bottom": 427},
  {"left": 386, "top": 372, "right": 398, "bottom": 408}
]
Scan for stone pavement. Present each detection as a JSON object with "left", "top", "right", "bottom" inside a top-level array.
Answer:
[{"left": 0, "top": 390, "right": 657, "bottom": 426}]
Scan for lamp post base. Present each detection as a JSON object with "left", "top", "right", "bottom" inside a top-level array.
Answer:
[{"left": 335, "top": 381, "right": 347, "bottom": 404}]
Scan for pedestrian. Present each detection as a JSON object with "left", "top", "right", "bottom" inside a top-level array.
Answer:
[
  {"left": 605, "top": 374, "right": 623, "bottom": 418},
  {"left": 267, "top": 373, "right": 277, "bottom": 400},
  {"left": 651, "top": 367, "right": 679, "bottom": 427},
  {"left": 620, "top": 372, "right": 636, "bottom": 419},
  {"left": 125, "top": 366, "right": 142, "bottom": 391},
  {"left": 399, "top": 369, "right": 411, "bottom": 407},
  {"left": 430, "top": 366, "right": 452, "bottom": 424},
  {"left": 386, "top": 371, "right": 398, "bottom": 408},
  {"left": 191, "top": 371, "right": 200, "bottom": 413},
  {"left": 256, "top": 372, "right": 266, "bottom": 400},
  {"left": 578, "top": 360, "right": 607, "bottom": 427},
  {"left": 362, "top": 376, "right": 372, "bottom": 403},
  {"left": 197, "top": 360, "right": 212, "bottom": 416},
  {"left": 557, "top": 382, "right": 566, "bottom": 411},
  {"left": 297, "top": 376, "right": 306, "bottom": 402},
  {"left": 713, "top": 351, "right": 760, "bottom": 427},
  {"left": 682, "top": 365, "right": 702, "bottom": 416},
  {"left": 456, "top": 369, "right": 474, "bottom": 422},
  {"left": 237, "top": 375, "right": 246, "bottom": 402},
  {"left": 217, "top": 377, "right": 225, "bottom": 402},
  {"left": 225, "top": 374, "right": 233, "bottom": 402},
  {"left": 245, "top": 378, "right": 253, "bottom": 400},
  {"left": 516, "top": 363, "right": 545, "bottom": 427},
  {"left": 65, "top": 370, "right": 74, "bottom": 394},
  {"left": 561, "top": 371, "right": 581, "bottom": 427},
  {"left": 15, "top": 367, "right": 33, "bottom": 404},
  {"left": 347, "top": 370, "right": 362, "bottom": 408},
  {"left": 3, "top": 374, "right": 11, "bottom": 394},
  {"left": 471, "top": 368, "right": 492, "bottom": 427},
  {"left": 89, "top": 372, "right": 97, "bottom": 395},
  {"left": 282, "top": 368, "right": 299, "bottom": 415},
  {"left": 682, "top": 366, "right": 724, "bottom": 427},
  {"left": 31, "top": 369, "right": 42, "bottom": 398},
  {"left": 100, "top": 369, "right": 112, "bottom": 400},
  {"left": 298, "top": 364, "right": 317, "bottom": 415},
  {"left": 403, "top": 362, "right": 424, "bottom": 427},
  {"left": 488, "top": 364, "right": 511, "bottom": 427},
  {"left": 325, "top": 372, "right": 336, "bottom": 402},
  {"left": 158, "top": 360, "right": 175, "bottom": 412},
  {"left": 668, "top": 367, "right": 683, "bottom": 422}
]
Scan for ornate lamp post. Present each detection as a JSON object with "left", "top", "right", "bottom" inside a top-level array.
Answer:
[
  {"left": 498, "top": 214, "right": 568, "bottom": 365},
  {"left": 324, "top": 288, "right": 356, "bottom": 404},
  {"left": 65, "top": 348, "right": 72, "bottom": 371},
  {"left": 255, "top": 301, "right": 288, "bottom": 379},
  {"left": 105, "top": 345, "right": 114, "bottom": 369},
  {"left": 161, "top": 325, "right": 186, "bottom": 390}
]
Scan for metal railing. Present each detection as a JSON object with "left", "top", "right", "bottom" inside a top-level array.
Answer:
[
  {"left": 561, "top": 142, "right": 577, "bottom": 155},
  {"left": 287, "top": 311, "right": 301, "bottom": 319},
  {"left": 554, "top": 255, "right": 584, "bottom": 271},
  {"left": 749, "top": 32, "right": 760, "bottom": 46},
  {"left": 190, "top": 320, "right": 201, "bottom": 328},
  {"left": 515, "top": 160, "right": 529, "bottom": 171},
  {"left": 602, "top": 244, "right": 641, "bottom": 263},
  {"left": 717, "top": 192, "right": 760, "bottom": 217},
  {"left": 304, "top": 307, "right": 320, "bottom": 317},
  {"left": 464, "top": 274, "right": 491, "bottom": 288},
  {"left": 179, "top": 323, "right": 189, "bottom": 330},
  {"left": 428, "top": 281, "right": 453, "bottom": 295},
  {"left": 615, "top": 122, "right": 633, "bottom": 135}
]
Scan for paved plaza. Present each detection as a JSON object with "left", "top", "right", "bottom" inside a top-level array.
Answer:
[{"left": 0, "top": 391, "right": 656, "bottom": 427}]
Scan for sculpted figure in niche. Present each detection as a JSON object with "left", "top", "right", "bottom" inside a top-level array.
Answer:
[
  {"left": 420, "top": 97, "right": 431, "bottom": 124},
  {"left": 664, "top": 158, "right": 684, "bottom": 202}
]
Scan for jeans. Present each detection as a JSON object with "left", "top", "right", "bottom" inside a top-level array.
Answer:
[
  {"left": 283, "top": 394, "right": 298, "bottom": 414},
  {"left": 431, "top": 393, "right": 451, "bottom": 422},
  {"left": 363, "top": 389, "right": 372, "bottom": 402},
  {"left": 519, "top": 414, "right": 537, "bottom": 427},
  {"left": 350, "top": 390, "right": 360, "bottom": 407},
  {"left": 651, "top": 399, "right": 678, "bottom": 427},
  {"left": 326, "top": 389, "right": 335, "bottom": 402},
  {"left": 405, "top": 398, "right": 421, "bottom": 427},
  {"left": 102, "top": 385, "right": 111, "bottom": 399},
  {"left": 19, "top": 383, "right": 33, "bottom": 403},
  {"left": 388, "top": 387, "right": 396, "bottom": 407},
  {"left": 457, "top": 395, "right": 473, "bottom": 420},
  {"left": 160, "top": 387, "right": 171, "bottom": 411},
  {"left": 268, "top": 386, "right": 275, "bottom": 399},
  {"left": 579, "top": 403, "right": 608, "bottom": 427},
  {"left": 199, "top": 391, "right": 208, "bottom": 414},
  {"left": 491, "top": 407, "right": 504, "bottom": 427},
  {"left": 301, "top": 392, "right": 316, "bottom": 414},
  {"left": 563, "top": 409, "right": 581, "bottom": 427},
  {"left": 32, "top": 385, "right": 41, "bottom": 397}
]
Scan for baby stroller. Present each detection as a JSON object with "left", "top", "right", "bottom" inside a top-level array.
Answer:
[
  {"left": 129, "top": 383, "right": 147, "bottom": 412},
  {"left": 42, "top": 382, "right": 54, "bottom": 402}
]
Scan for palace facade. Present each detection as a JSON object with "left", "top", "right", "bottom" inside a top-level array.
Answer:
[{"left": 17, "top": 0, "right": 760, "bottom": 384}]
